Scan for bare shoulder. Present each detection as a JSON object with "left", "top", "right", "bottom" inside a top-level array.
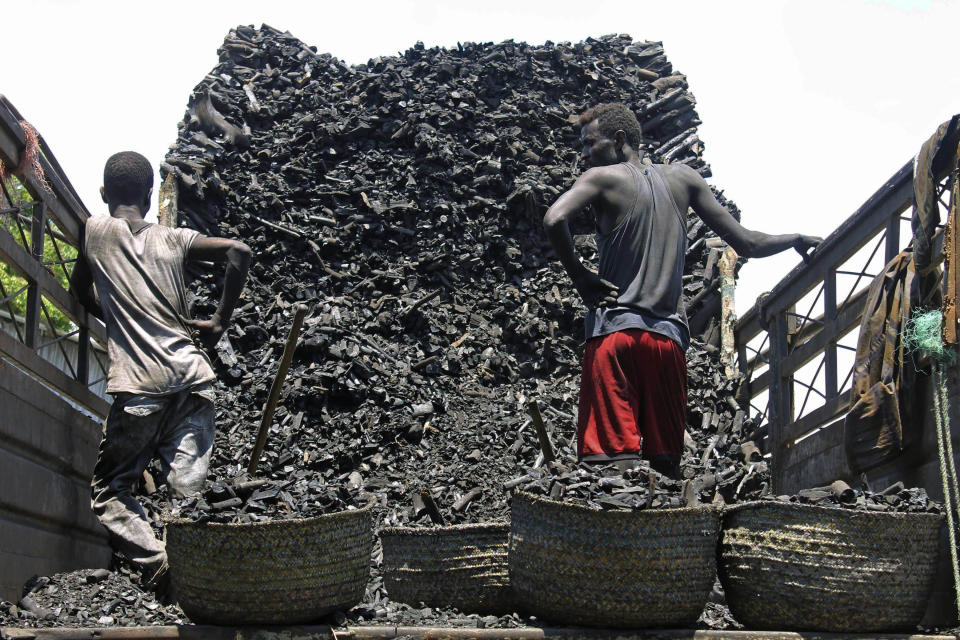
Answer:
[
  {"left": 655, "top": 162, "right": 702, "bottom": 188},
  {"left": 577, "top": 164, "right": 632, "bottom": 189}
]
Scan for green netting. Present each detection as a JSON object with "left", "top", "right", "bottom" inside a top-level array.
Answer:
[{"left": 903, "top": 309, "right": 957, "bottom": 364}]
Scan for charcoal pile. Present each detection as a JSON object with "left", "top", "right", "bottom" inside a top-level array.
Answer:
[
  {"left": 158, "top": 24, "right": 747, "bottom": 529},
  {"left": 0, "top": 570, "right": 184, "bottom": 628},
  {"left": 508, "top": 335, "right": 769, "bottom": 511},
  {"left": 163, "top": 474, "right": 369, "bottom": 524},
  {"left": 763, "top": 481, "right": 942, "bottom": 513}
]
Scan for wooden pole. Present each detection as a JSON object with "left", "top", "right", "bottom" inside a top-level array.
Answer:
[
  {"left": 157, "top": 174, "right": 178, "bottom": 228},
  {"left": 718, "top": 245, "right": 739, "bottom": 380},
  {"left": 247, "top": 303, "right": 307, "bottom": 474},
  {"left": 526, "top": 398, "right": 556, "bottom": 464}
]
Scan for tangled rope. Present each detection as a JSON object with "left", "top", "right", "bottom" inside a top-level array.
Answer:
[
  {"left": 0, "top": 120, "right": 51, "bottom": 195},
  {"left": 907, "top": 308, "right": 960, "bottom": 620}
]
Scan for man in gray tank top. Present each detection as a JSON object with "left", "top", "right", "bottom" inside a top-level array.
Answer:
[
  {"left": 544, "top": 103, "right": 820, "bottom": 479},
  {"left": 70, "top": 152, "right": 251, "bottom": 591}
]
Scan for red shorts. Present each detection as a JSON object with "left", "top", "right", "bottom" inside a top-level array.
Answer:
[{"left": 577, "top": 329, "right": 687, "bottom": 460}]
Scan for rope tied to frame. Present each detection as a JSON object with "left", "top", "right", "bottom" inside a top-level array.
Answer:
[
  {"left": 0, "top": 120, "right": 51, "bottom": 194},
  {"left": 906, "top": 308, "right": 960, "bottom": 621}
]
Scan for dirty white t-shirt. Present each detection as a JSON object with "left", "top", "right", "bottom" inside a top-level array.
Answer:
[{"left": 84, "top": 216, "right": 215, "bottom": 395}]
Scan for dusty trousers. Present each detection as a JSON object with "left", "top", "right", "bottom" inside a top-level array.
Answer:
[{"left": 91, "top": 384, "right": 215, "bottom": 571}]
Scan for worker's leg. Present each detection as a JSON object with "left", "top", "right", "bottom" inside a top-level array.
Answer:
[
  {"left": 91, "top": 394, "right": 170, "bottom": 569},
  {"left": 577, "top": 331, "right": 643, "bottom": 460},
  {"left": 155, "top": 385, "right": 216, "bottom": 498},
  {"left": 624, "top": 329, "right": 687, "bottom": 479}
]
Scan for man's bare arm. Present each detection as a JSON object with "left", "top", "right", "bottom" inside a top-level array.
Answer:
[
  {"left": 67, "top": 224, "right": 102, "bottom": 320},
  {"left": 184, "top": 236, "right": 252, "bottom": 345},
  {"left": 681, "top": 165, "right": 821, "bottom": 260},
  {"left": 543, "top": 170, "right": 619, "bottom": 308}
]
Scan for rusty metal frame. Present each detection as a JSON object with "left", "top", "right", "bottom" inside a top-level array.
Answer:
[
  {"left": 0, "top": 95, "right": 109, "bottom": 417},
  {"left": 736, "top": 156, "right": 954, "bottom": 493}
]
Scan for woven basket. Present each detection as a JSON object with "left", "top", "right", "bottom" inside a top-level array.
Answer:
[
  {"left": 509, "top": 491, "right": 720, "bottom": 628},
  {"left": 719, "top": 501, "right": 944, "bottom": 632},
  {"left": 166, "top": 506, "right": 373, "bottom": 624},
  {"left": 380, "top": 522, "right": 513, "bottom": 614}
]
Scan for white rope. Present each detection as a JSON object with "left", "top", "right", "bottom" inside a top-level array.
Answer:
[{"left": 933, "top": 362, "right": 960, "bottom": 620}]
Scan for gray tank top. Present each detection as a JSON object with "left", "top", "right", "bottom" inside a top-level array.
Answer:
[
  {"left": 84, "top": 216, "right": 215, "bottom": 395},
  {"left": 584, "top": 163, "right": 690, "bottom": 350}
]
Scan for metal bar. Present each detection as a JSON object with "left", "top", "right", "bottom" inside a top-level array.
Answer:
[
  {"left": 76, "top": 324, "right": 89, "bottom": 384},
  {"left": 31, "top": 201, "right": 45, "bottom": 257},
  {"left": 837, "top": 343, "right": 857, "bottom": 352},
  {"left": 0, "top": 326, "right": 110, "bottom": 416},
  {"left": 40, "top": 298, "right": 78, "bottom": 378},
  {"left": 23, "top": 281, "right": 41, "bottom": 350},
  {"left": 781, "top": 390, "right": 853, "bottom": 444},
  {"left": 36, "top": 327, "right": 80, "bottom": 349},
  {"left": 0, "top": 282, "right": 28, "bottom": 306},
  {"left": 42, "top": 256, "right": 78, "bottom": 267},
  {"left": 885, "top": 211, "right": 901, "bottom": 264},
  {"left": 87, "top": 373, "right": 107, "bottom": 386},
  {"left": 795, "top": 358, "right": 828, "bottom": 420},
  {"left": 778, "top": 287, "right": 869, "bottom": 379},
  {"left": 25, "top": 202, "right": 48, "bottom": 350},
  {"left": 0, "top": 279, "right": 26, "bottom": 342},
  {"left": 835, "top": 269, "right": 878, "bottom": 278},
  {"left": 794, "top": 364, "right": 827, "bottom": 399},
  {"left": 45, "top": 214, "right": 75, "bottom": 282},
  {"left": 824, "top": 268, "right": 838, "bottom": 399},
  {"left": 839, "top": 362, "right": 856, "bottom": 392},
  {"left": 0, "top": 202, "right": 34, "bottom": 216},
  {"left": 840, "top": 232, "right": 886, "bottom": 309}
]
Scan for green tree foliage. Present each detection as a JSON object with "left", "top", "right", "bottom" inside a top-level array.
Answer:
[{"left": 0, "top": 177, "right": 78, "bottom": 334}]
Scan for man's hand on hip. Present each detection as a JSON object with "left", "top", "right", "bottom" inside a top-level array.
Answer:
[
  {"left": 574, "top": 271, "right": 619, "bottom": 309},
  {"left": 181, "top": 314, "right": 226, "bottom": 350}
]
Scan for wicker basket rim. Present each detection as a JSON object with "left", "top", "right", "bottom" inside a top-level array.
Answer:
[
  {"left": 723, "top": 499, "right": 944, "bottom": 522},
  {"left": 164, "top": 502, "right": 372, "bottom": 529},
  {"left": 380, "top": 521, "right": 509, "bottom": 536},
  {"left": 512, "top": 490, "right": 720, "bottom": 517}
]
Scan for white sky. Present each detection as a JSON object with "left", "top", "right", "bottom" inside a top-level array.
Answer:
[{"left": 3, "top": 0, "right": 958, "bottom": 316}]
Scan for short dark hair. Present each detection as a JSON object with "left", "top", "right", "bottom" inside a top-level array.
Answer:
[
  {"left": 103, "top": 152, "right": 153, "bottom": 204},
  {"left": 578, "top": 103, "right": 643, "bottom": 149}
]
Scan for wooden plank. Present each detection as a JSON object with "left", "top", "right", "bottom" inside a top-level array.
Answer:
[
  {"left": 1, "top": 627, "right": 958, "bottom": 640},
  {"left": 749, "top": 368, "right": 770, "bottom": 395},
  {"left": 0, "top": 447, "right": 103, "bottom": 535},
  {"left": 781, "top": 390, "right": 852, "bottom": 445},
  {"left": 0, "top": 224, "right": 105, "bottom": 344},
  {"left": 0, "top": 365, "right": 103, "bottom": 480},
  {"left": 777, "top": 419, "right": 851, "bottom": 494},
  {"left": 768, "top": 313, "right": 791, "bottom": 492},
  {"left": 0, "top": 338, "right": 109, "bottom": 417},
  {"left": 0, "top": 517, "right": 109, "bottom": 602}
]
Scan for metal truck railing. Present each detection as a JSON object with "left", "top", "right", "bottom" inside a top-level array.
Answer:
[
  {"left": 0, "top": 95, "right": 109, "bottom": 416},
  {"left": 735, "top": 156, "right": 955, "bottom": 495},
  {"left": 0, "top": 95, "right": 111, "bottom": 602}
]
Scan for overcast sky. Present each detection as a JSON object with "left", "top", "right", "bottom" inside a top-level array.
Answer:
[{"left": 3, "top": 0, "right": 958, "bottom": 315}]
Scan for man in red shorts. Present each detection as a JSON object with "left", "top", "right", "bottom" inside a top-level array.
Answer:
[{"left": 544, "top": 103, "right": 820, "bottom": 479}]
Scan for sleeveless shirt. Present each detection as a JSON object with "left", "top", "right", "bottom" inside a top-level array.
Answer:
[
  {"left": 84, "top": 216, "right": 215, "bottom": 395},
  {"left": 584, "top": 163, "right": 690, "bottom": 350}
]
